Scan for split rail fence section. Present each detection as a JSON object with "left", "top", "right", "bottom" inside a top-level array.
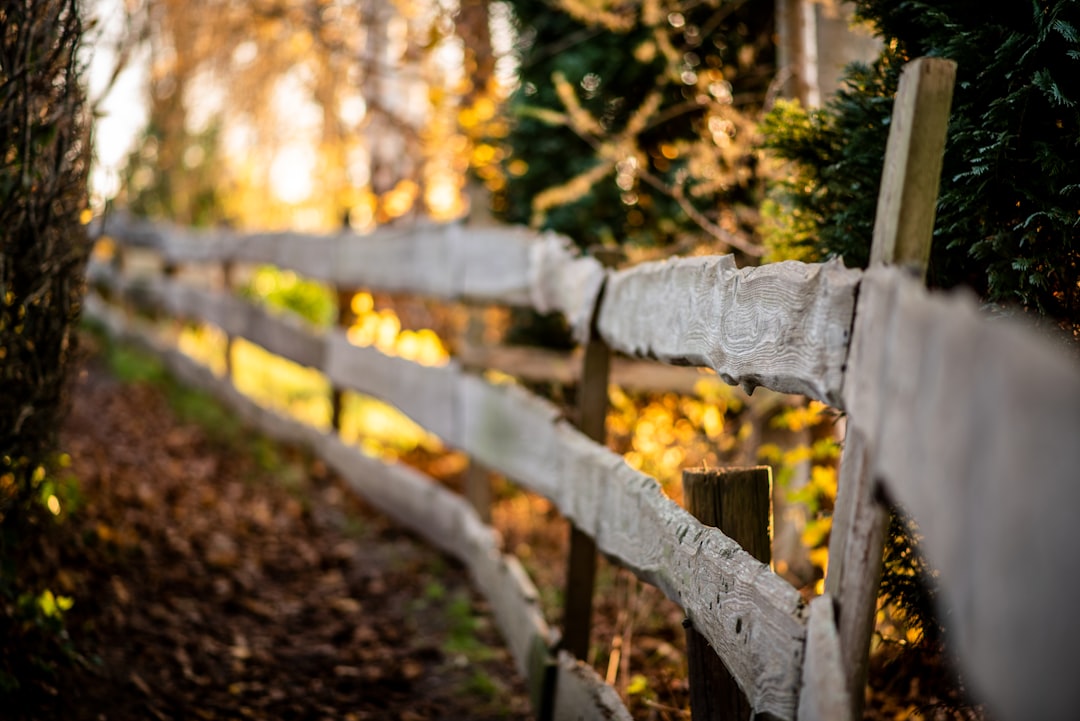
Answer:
[{"left": 85, "top": 58, "right": 1080, "bottom": 721}]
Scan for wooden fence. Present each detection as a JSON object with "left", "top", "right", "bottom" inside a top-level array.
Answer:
[{"left": 84, "top": 58, "right": 1080, "bottom": 721}]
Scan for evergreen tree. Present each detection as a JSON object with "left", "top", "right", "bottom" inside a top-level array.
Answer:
[
  {"left": 497, "top": 0, "right": 774, "bottom": 256},
  {"left": 762, "top": 0, "right": 1080, "bottom": 337}
]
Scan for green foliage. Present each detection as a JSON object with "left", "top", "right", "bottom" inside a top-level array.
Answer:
[
  {"left": 123, "top": 118, "right": 228, "bottom": 227},
  {"left": 879, "top": 514, "right": 941, "bottom": 645},
  {"left": 0, "top": 585, "right": 78, "bottom": 694},
  {"left": 497, "top": 0, "right": 773, "bottom": 251},
  {"left": 441, "top": 594, "right": 491, "bottom": 660},
  {"left": 105, "top": 343, "right": 168, "bottom": 385},
  {"left": 240, "top": 267, "right": 336, "bottom": 328},
  {"left": 464, "top": 669, "right": 499, "bottom": 699},
  {"left": 761, "top": 0, "right": 1080, "bottom": 331}
]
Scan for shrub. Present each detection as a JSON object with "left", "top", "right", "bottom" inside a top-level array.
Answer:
[{"left": 761, "top": 0, "right": 1080, "bottom": 337}]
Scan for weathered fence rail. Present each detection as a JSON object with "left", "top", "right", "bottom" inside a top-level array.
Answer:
[{"left": 85, "top": 57, "right": 1080, "bottom": 721}]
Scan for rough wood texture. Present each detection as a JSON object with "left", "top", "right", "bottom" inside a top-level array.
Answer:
[
  {"left": 797, "top": 595, "right": 852, "bottom": 721},
  {"left": 454, "top": 376, "right": 806, "bottom": 719},
  {"left": 682, "top": 467, "right": 772, "bottom": 564},
  {"left": 845, "top": 266, "right": 1080, "bottom": 721},
  {"left": 683, "top": 467, "right": 772, "bottom": 721},
  {"left": 99, "top": 215, "right": 603, "bottom": 336},
  {"left": 551, "top": 426, "right": 805, "bottom": 720},
  {"left": 820, "top": 426, "right": 885, "bottom": 714},
  {"left": 596, "top": 255, "right": 860, "bottom": 406},
  {"left": 527, "top": 233, "right": 606, "bottom": 343},
  {"left": 553, "top": 651, "right": 633, "bottom": 721},
  {"left": 869, "top": 57, "right": 957, "bottom": 273}
]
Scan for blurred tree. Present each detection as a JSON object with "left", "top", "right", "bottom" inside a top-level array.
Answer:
[
  {"left": 115, "top": 0, "right": 470, "bottom": 230},
  {"left": 761, "top": 0, "right": 1080, "bottom": 340},
  {"left": 495, "top": 0, "right": 774, "bottom": 258},
  {"left": 0, "top": 0, "right": 91, "bottom": 523}
]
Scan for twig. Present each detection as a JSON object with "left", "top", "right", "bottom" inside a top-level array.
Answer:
[
  {"left": 636, "top": 168, "right": 765, "bottom": 256},
  {"left": 642, "top": 698, "right": 692, "bottom": 718},
  {"left": 547, "top": 97, "right": 765, "bottom": 257}
]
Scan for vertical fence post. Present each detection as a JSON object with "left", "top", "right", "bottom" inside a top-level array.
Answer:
[
  {"left": 330, "top": 287, "right": 356, "bottom": 432},
  {"left": 560, "top": 247, "right": 620, "bottom": 663},
  {"left": 461, "top": 307, "right": 494, "bottom": 522},
  {"left": 824, "top": 56, "right": 955, "bottom": 720},
  {"left": 222, "top": 260, "right": 235, "bottom": 379},
  {"left": 162, "top": 259, "right": 180, "bottom": 341},
  {"left": 111, "top": 239, "right": 129, "bottom": 319},
  {"left": 682, "top": 466, "right": 771, "bottom": 721}
]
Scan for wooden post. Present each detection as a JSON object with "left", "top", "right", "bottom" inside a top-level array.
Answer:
[
  {"left": 560, "top": 335, "right": 609, "bottom": 660},
  {"left": 825, "top": 56, "right": 955, "bottom": 720},
  {"left": 869, "top": 57, "right": 958, "bottom": 277},
  {"left": 560, "top": 247, "right": 620, "bottom": 663},
  {"left": 462, "top": 307, "right": 494, "bottom": 523},
  {"left": 111, "top": 241, "right": 129, "bottom": 319},
  {"left": 162, "top": 260, "right": 180, "bottom": 341},
  {"left": 682, "top": 466, "right": 771, "bottom": 721},
  {"left": 330, "top": 287, "right": 356, "bottom": 432},
  {"left": 222, "top": 260, "right": 236, "bottom": 379}
]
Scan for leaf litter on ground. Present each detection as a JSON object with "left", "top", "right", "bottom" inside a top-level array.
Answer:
[{"left": 4, "top": 334, "right": 531, "bottom": 720}]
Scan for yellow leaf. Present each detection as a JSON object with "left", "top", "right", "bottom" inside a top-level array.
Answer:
[{"left": 627, "top": 673, "right": 650, "bottom": 695}]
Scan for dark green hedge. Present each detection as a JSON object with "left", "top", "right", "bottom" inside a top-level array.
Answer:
[{"left": 762, "top": 0, "right": 1080, "bottom": 336}]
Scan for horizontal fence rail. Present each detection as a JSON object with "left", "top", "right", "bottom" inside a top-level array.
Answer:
[
  {"left": 596, "top": 254, "right": 860, "bottom": 407},
  {"left": 88, "top": 206, "right": 1080, "bottom": 721}
]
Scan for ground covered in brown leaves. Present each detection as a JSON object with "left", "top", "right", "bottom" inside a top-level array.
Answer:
[{"left": 4, "top": 338, "right": 531, "bottom": 720}]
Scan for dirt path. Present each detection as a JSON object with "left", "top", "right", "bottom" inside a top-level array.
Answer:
[{"left": 12, "top": 343, "right": 532, "bottom": 720}]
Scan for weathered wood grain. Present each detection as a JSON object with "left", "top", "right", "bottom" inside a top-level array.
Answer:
[
  {"left": 683, "top": 467, "right": 771, "bottom": 721},
  {"left": 323, "top": 330, "right": 462, "bottom": 447},
  {"left": 550, "top": 425, "right": 806, "bottom": 720},
  {"left": 553, "top": 651, "right": 633, "bottom": 721},
  {"left": 869, "top": 57, "right": 957, "bottom": 273},
  {"left": 561, "top": 288, "right": 615, "bottom": 661},
  {"left": 797, "top": 595, "right": 852, "bottom": 721},
  {"left": 819, "top": 426, "right": 884, "bottom": 711},
  {"left": 452, "top": 373, "right": 807, "bottom": 718},
  {"left": 101, "top": 215, "right": 604, "bottom": 328},
  {"left": 845, "top": 266, "right": 1080, "bottom": 721},
  {"left": 596, "top": 255, "right": 860, "bottom": 406},
  {"left": 527, "top": 233, "right": 606, "bottom": 343}
]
